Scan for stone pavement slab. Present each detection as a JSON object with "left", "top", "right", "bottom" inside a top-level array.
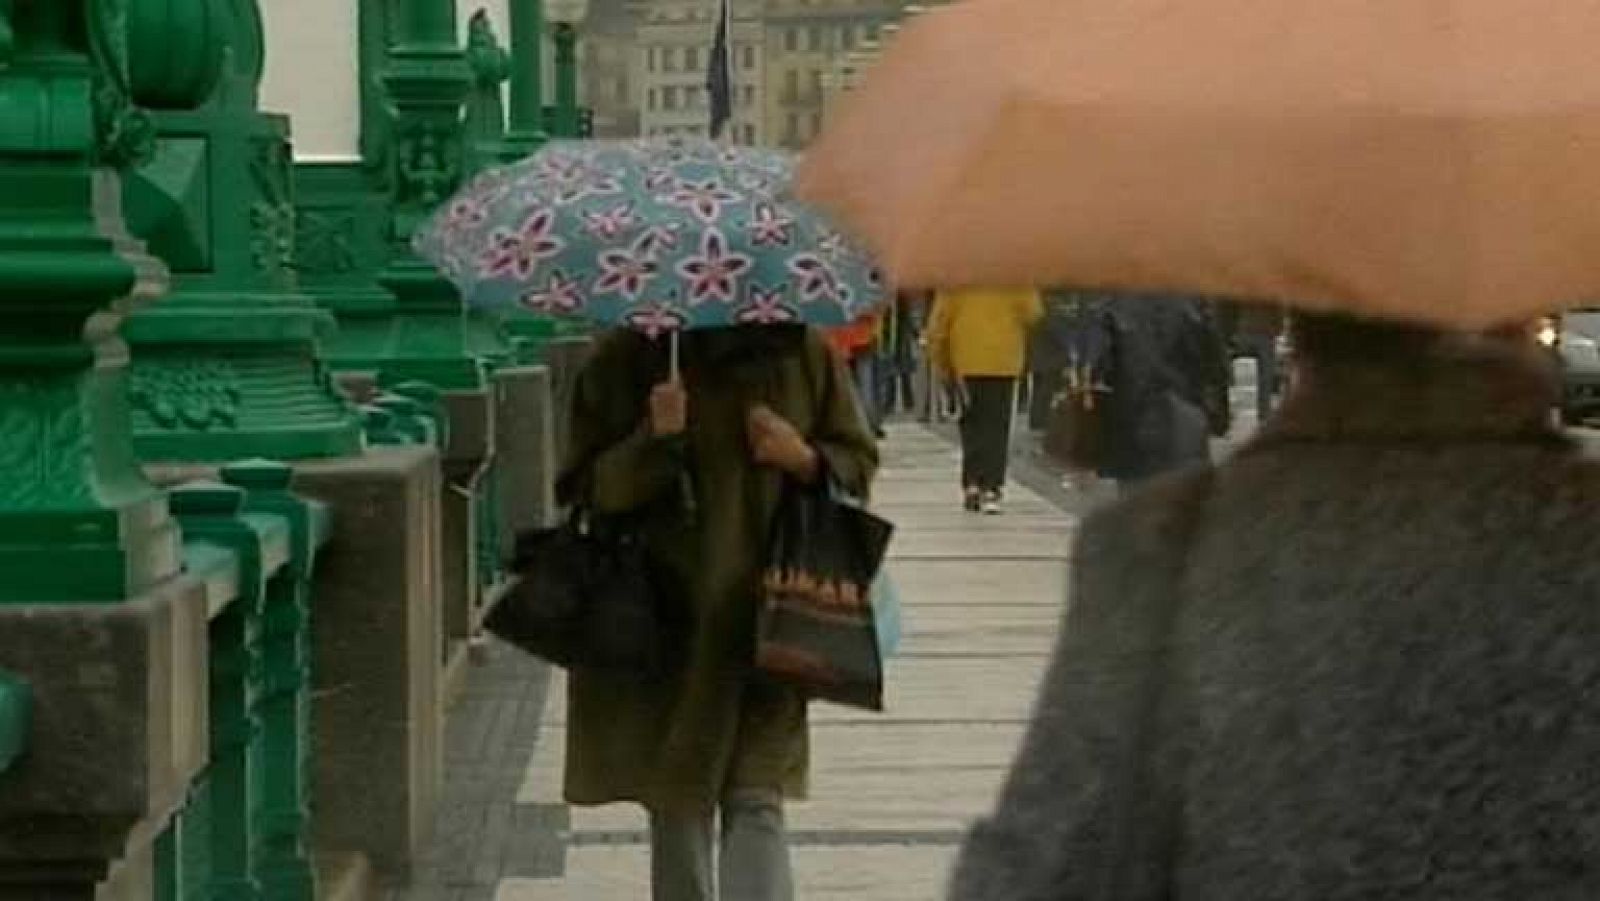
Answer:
[{"left": 494, "top": 846, "right": 952, "bottom": 901}]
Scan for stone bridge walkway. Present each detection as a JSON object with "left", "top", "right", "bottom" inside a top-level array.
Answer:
[{"left": 385, "top": 423, "right": 1082, "bottom": 901}]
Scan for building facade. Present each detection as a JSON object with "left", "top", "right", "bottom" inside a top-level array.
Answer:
[{"left": 614, "top": 0, "right": 901, "bottom": 148}]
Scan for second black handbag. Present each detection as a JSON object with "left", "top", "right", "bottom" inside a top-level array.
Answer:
[{"left": 485, "top": 509, "right": 684, "bottom": 676}]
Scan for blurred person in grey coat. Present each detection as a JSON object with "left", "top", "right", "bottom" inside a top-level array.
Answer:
[
  {"left": 949, "top": 311, "right": 1600, "bottom": 900},
  {"left": 1082, "top": 294, "right": 1233, "bottom": 488}
]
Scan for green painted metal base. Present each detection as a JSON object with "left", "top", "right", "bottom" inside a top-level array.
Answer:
[
  {"left": 0, "top": 672, "right": 30, "bottom": 775},
  {"left": 0, "top": 366, "right": 184, "bottom": 603}
]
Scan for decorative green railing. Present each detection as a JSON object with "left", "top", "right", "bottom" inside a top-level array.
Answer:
[
  {"left": 155, "top": 462, "right": 329, "bottom": 901},
  {"left": 0, "top": 672, "right": 29, "bottom": 777}
]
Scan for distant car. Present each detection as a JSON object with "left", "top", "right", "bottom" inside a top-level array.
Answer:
[{"left": 1549, "top": 309, "right": 1600, "bottom": 424}]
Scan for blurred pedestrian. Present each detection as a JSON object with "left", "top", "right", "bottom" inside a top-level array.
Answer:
[
  {"left": 1081, "top": 294, "right": 1232, "bottom": 490},
  {"left": 1028, "top": 290, "right": 1091, "bottom": 433},
  {"left": 950, "top": 311, "right": 1600, "bottom": 900},
  {"left": 927, "top": 286, "right": 1045, "bottom": 514},
  {"left": 825, "top": 312, "right": 886, "bottom": 438},
  {"left": 558, "top": 324, "right": 879, "bottom": 901},
  {"left": 1217, "top": 299, "right": 1287, "bottom": 423}
]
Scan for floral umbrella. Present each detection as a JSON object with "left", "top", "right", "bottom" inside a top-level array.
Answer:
[{"left": 414, "top": 138, "right": 885, "bottom": 337}]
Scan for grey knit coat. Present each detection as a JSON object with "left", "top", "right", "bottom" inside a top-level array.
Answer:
[{"left": 949, "top": 344, "right": 1600, "bottom": 900}]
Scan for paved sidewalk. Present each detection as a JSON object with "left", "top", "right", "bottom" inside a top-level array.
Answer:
[{"left": 493, "top": 423, "right": 1076, "bottom": 900}]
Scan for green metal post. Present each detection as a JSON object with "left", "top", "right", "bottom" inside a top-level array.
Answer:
[
  {"left": 169, "top": 482, "right": 270, "bottom": 901},
  {"left": 0, "top": 671, "right": 30, "bottom": 775},
  {"left": 500, "top": 0, "right": 549, "bottom": 158},
  {"left": 552, "top": 22, "right": 580, "bottom": 139},
  {"left": 495, "top": 0, "right": 564, "bottom": 361},
  {"left": 123, "top": 0, "right": 365, "bottom": 464},
  {"left": 375, "top": 0, "right": 507, "bottom": 391},
  {"left": 222, "top": 461, "right": 320, "bottom": 901},
  {"left": 464, "top": 10, "right": 511, "bottom": 171},
  {"left": 0, "top": 1, "right": 195, "bottom": 604}
]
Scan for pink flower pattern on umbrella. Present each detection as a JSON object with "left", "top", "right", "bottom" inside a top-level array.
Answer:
[
  {"left": 593, "top": 247, "right": 659, "bottom": 300},
  {"left": 735, "top": 285, "right": 800, "bottom": 324},
  {"left": 477, "top": 209, "right": 566, "bottom": 281},
  {"left": 678, "top": 230, "right": 753, "bottom": 306},
  {"left": 625, "top": 304, "right": 688, "bottom": 338},
  {"left": 644, "top": 167, "right": 679, "bottom": 192},
  {"left": 583, "top": 202, "right": 639, "bottom": 240},
  {"left": 532, "top": 158, "right": 621, "bottom": 205},
  {"left": 665, "top": 179, "right": 742, "bottom": 224},
  {"left": 632, "top": 223, "right": 682, "bottom": 259},
  {"left": 747, "top": 203, "right": 796, "bottom": 247},
  {"left": 789, "top": 254, "right": 844, "bottom": 304},
  {"left": 519, "top": 270, "right": 584, "bottom": 313},
  {"left": 417, "top": 138, "right": 884, "bottom": 331}
]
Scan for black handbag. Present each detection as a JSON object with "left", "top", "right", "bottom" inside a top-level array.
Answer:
[
  {"left": 485, "top": 509, "right": 684, "bottom": 675},
  {"left": 755, "top": 478, "right": 895, "bottom": 711}
]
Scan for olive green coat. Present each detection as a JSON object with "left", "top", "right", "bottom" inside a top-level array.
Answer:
[{"left": 558, "top": 328, "right": 879, "bottom": 813}]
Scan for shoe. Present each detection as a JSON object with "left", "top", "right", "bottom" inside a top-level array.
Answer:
[
  {"left": 963, "top": 489, "right": 982, "bottom": 513},
  {"left": 981, "top": 491, "right": 1004, "bottom": 516}
]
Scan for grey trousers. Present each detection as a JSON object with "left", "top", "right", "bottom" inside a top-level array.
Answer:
[{"left": 648, "top": 792, "right": 794, "bottom": 901}]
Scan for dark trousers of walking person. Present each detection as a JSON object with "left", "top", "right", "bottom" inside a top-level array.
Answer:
[
  {"left": 650, "top": 790, "right": 793, "bottom": 901},
  {"left": 961, "top": 376, "right": 1016, "bottom": 495}
]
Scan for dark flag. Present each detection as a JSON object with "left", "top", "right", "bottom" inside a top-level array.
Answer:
[{"left": 706, "top": 0, "right": 734, "bottom": 139}]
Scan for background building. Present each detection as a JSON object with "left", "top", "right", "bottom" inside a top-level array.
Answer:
[
  {"left": 595, "top": 0, "right": 902, "bottom": 148},
  {"left": 630, "top": 0, "right": 766, "bottom": 145}
]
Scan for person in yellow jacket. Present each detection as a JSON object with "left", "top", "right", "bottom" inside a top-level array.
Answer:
[{"left": 926, "top": 287, "right": 1045, "bottom": 514}]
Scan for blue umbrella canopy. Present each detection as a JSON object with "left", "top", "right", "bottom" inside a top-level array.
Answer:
[{"left": 414, "top": 138, "right": 885, "bottom": 335}]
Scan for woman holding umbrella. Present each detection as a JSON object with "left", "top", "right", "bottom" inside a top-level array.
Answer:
[
  {"left": 563, "top": 324, "right": 875, "bottom": 901},
  {"left": 416, "top": 138, "right": 884, "bottom": 901}
]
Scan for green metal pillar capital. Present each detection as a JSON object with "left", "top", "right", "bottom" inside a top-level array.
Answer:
[{"left": 122, "top": 0, "right": 364, "bottom": 463}]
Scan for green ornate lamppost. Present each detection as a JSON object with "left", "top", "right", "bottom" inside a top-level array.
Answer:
[{"left": 373, "top": 0, "right": 513, "bottom": 389}]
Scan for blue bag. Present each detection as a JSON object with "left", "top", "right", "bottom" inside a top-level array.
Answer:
[{"left": 871, "top": 570, "right": 903, "bottom": 660}]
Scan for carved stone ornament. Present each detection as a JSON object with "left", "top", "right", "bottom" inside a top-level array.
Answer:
[
  {"left": 295, "top": 211, "right": 359, "bottom": 275},
  {"left": 89, "top": 0, "right": 157, "bottom": 167},
  {"left": 249, "top": 136, "right": 296, "bottom": 284},
  {"left": 129, "top": 360, "right": 243, "bottom": 431}
]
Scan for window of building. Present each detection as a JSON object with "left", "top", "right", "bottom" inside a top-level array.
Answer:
[
  {"left": 742, "top": 85, "right": 757, "bottom": 107},
  {"left": 784, "top": 69, "right": 799, "bottom": 100},
  {"left": 663, "top": 47, "right": 677, "bottom": 72},
  {"left": 741, "top": 123, "right": 757, "bottom": 145},
  {"left": 647, "top": 46, "right": 658, "bottom": 72},
  {"left": 785, "top": 27, "right": 800, "bottom": 52},
  {"left": 742, "top": 45, "right": 757, "bottom": 70},
  {"left": 867, "top": 23, "right": 881, "bottom": 41},
  {"left": 841, "top": 27, "right": 855, "bottom": 50},
  {"left": 664, "top": 86, "right": 679, "bottom": 110},
  {"left": 785, "top": 112, "right": 801, "bottom": 144},
  {"left": 686, "top": 47, "right": 701, "bottom": 71},
  {"left": 807, "top": 26, "right": 823, "bottom": 52},
  {"left": 811, "top": 69, "right": 824, "bottom": 98},
  {"left": 811, "top": 112, "right": 823, "bottom": 137},
  {"left": 647, "top": 87, "right": 658, "bottom": 111}
]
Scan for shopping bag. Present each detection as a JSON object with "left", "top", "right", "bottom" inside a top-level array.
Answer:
[
  {"left": 871, "top": 570, "right": 903, "bottom": 660},
  {"left": 486, "top": 510, "right": 685, "bottom": 676},
  {"left": 756, "top": 480, "right": 895, "bottom": 711}
]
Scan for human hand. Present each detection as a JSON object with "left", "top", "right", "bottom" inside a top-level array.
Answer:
[
  {"left": 650, "top": 380, "right": 688, "bottom": 437},
  {"left": 748, "top": 405, "right": 818, "bottom": 480}
]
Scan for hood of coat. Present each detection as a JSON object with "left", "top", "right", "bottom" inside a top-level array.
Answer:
[{"left": 1254, "top": 334, "right": 1564, "bottom": 447}]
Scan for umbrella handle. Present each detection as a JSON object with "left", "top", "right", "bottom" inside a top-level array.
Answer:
[{"left": 669, "top": 330, "right": 681, "bottom": 383}]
